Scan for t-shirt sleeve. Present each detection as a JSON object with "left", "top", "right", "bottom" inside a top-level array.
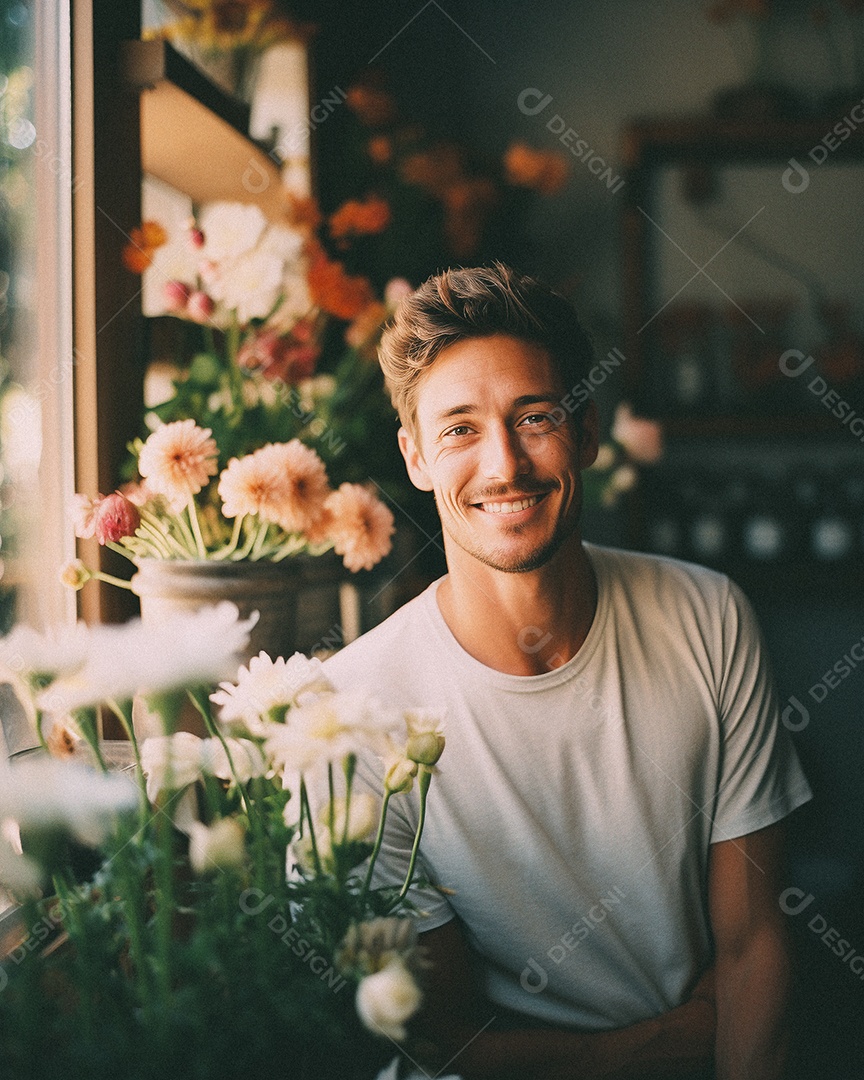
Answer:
[
  {"left": 352, "top": 750, "right": 455, "bottom": 931},
  {"left": 710, "top": 580, "right": 812, "bottom": 843}
]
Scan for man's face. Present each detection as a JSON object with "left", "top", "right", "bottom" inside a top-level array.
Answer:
[{"left": 398, "top": 334, "right": 598, "bottom": 574}]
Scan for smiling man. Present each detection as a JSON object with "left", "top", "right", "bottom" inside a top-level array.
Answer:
[{"left": 324, "top": 264, "right": 812, "bottom": 1080}]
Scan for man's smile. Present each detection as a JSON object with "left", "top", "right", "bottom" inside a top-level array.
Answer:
[{"left": 472, "top": 492, "right": 548, "bottom": 515}]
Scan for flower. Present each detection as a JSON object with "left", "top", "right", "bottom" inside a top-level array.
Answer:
[
  {"left": 329, "top": 197, "right": 391, "bottom": 243},
  {"left": 211, "top": 651, "right": 332, "bottom": 735},
  {"left": 39, "top": 604, "right": 257, "bottom": 717},
  {"left": 60, "top": 559, "right": 92, "bottom": 590},
  {"left": 187, "top": 817, "right": 246, "bottom": 875},
  {"left": 260, "top": 440, "right": 332, "bottom": 534},
  {"left": 404, "top": 709, "right": 446, "bottom": 768},
  {"left": 317, "top": 792, "right": 379, "bottom": 845},
  {"left": 504, "top": 143, "right": 570, "bottom": 195},
  {"left": 0, "top": 759, "right": 138, "bottom": 847},
  {"left": 0, "top": 622, "right": 92, "bottom": 684},
  {"left": 137, "top": 419, "right": 219, "bottom": 508},
  {"left": 384, "top": 277, "right": 413, "bottom": 308},
  {"left": 355, "top": 960, "right": 423, "bottom": 1042},
  {"left": 611, "top": 403, "right": 663, "bottom": 464},
  {"left": 337, "top": 917, "right": 418, "bottom": 976},
  {"left": 381, "top": 738, "right": 418, "bottom": 794},
  {"left": 0, "top": 833, "right": 42, "bottom": 899},
  {"left": 163, "top": 280, "right": 191, "bottom": 312},
  {"left": 71, "top": 492, "right": 103, "bottom": 539},
  {"left": 218, "top": 445, "right": 290, "bottom": 524},
  {"left": 94, "top": 492, "right": 140, "bottom": 545},
  {"left": 141, "top": 733, "right": 205, "bottom": 801},
  {"left": 186, "top": 290, "right": 216, "bottom": 323},
  {"left": 308, "top": 252, "right": 376, "bottom": 320},
  {"left": 345, "top": 302, "right": 388, "bottom": 351},
  {"left": 198, "top": 202, "right": 268, "bottom": 263},
  {"left": 265, "top": 691, "right": 399, "bottom": 775},
  {"left": 325, "top": 483, "right": 395, "bottom": 572},
  {"left": 201, "top": 737, "right": 268, "bottom": 783},
  {"left": 213, "top": 248, "right": 284, "bottom": 324}
]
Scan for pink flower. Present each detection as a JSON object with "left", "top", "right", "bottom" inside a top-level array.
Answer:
[
  {"left": 325, "top": 483, "right": 394, "bottom": 572},
  {"left": 137, "top": 420, "right": 219, "bottom": 508},
  {"left": 236, "top": 327, "right": 320, "bottom": 384},
  {"left": 71, "top": 493, "right": 104, "bottom": 539},
  {"left": 384, "top": 277, "right": 413, "bottom": 307},
  {"left": 261, "top": 441, "right": 332, "bottom": 534},
  {"left": 218, "top": 446, "right": 288, "bottom": 523},
  {"left": 187, "top": 290, "right": 215, "bottom": 323},
  {"left": 163, "top": 280, "right": 191, "bottom": 313},
  {"left": 611, "top": 403, "right": 663, "bottom": 465},
  {"left": 94, "top": 492, "right": 140, "bottom": 545},
  {"left": 188, "top": 225, "right": 205, "bottom": 249}
]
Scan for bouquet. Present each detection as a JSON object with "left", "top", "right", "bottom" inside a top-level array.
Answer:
[
  {"left": 583, "top": 402, "right": 664, "bottom": 508},
  {"left": 0, "top": 604, "right": 445, "bottom": 1079},
  {"left": 65, "top": 422, "right": 395, "bottom": 594}
]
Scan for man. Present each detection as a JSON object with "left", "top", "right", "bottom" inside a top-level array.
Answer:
[{"left": 324, "top": 264, "right": 812, "bottom": 1079}]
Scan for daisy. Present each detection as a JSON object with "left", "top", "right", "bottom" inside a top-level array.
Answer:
[
  {"left": 325, "top": 483, "right": 395, "bottom": 572},
  {"left": 211, "top": 651, "right": 332, "bottom": 736},
  {"left": 217, "top": 446, "right": 286, "bottom": 525},
  {"left": 260, "top": 440, "right": 332, "bottom": 535},
  {"left": 137, "top": 419, "right": 218, "bottom": 509}
]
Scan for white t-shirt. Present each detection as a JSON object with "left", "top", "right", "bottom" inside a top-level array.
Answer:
[{"left": 324, "top": 543, "right": 812, "bottom": 1030}]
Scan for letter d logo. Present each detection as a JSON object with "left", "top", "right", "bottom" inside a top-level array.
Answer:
[
  {"left": 520, "top": 957, "right": 548, "bottom": 993},
  {"left": 782, "top": 696, "right": 810, "bottom": 732},
  {"left": 778, "top": 349, "right": 815, "bottom": 378},
  {"left": 782, "top": 157, "right": 809, "bottom": 194},
  {"left": 779, "top": 887, "right": 814, "bottom": 916},
  {"left": 517, "top": 88, "right": 553, "bottom": 116}
]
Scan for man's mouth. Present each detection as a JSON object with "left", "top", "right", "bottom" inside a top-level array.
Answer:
[{"left": 473, "top": 493, "right": 546, "bottom": 515}]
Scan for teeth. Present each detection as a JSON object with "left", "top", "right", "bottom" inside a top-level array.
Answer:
[{"left": 479, "top": 495, "right": 541, "bottom": 514}]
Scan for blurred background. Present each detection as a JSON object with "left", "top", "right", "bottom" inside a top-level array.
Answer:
[{"left": 0, "top": 0, "right": 862, "bottom": 1074}]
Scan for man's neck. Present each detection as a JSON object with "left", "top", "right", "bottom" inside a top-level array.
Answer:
[{"left": 436, "top": 535, "right": 598, "bottom": 676}]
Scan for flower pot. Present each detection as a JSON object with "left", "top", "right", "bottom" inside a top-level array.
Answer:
[{"left": 131, "top": 557, "right": 333, "bottom": 663}]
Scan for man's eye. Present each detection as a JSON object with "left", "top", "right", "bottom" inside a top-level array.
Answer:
[
  {"left": 444, "top": 425, "right": 472, "bottom": 437},
  {"left": 521, "top": 413, "right": 554, "bottom": 428}
]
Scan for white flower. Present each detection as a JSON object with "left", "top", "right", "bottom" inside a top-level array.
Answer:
[
  {"left": 404, "top": 709, "right": 446, "bottom": 768},
  {"left": 40, "top": 604, "right": 257, "bottom": 716},
  {"left": 318, "top": 792, "right": 379, "bottom": 845},
  {"left": 355, "top": 960, "right": 423, "bottom": 1042},
  {"left": 201, "top": 737, "right": 268, "bottom": 783},
  {"left": 257, "top": 222, "right": 305, "bottom": 264},
  {"left": 215, "top": 248, "right": 284, "bottom": 324},
  {"left": 137, "top": 419, "right": 218, "bottom": 509},
  {"left": 140, "top": 732, "right": 204, "bottom": 802},
  {"left": 611, "top": 403, "right": 663, "bottom": 465},
  {"left": 265, "top": 691, "right": 399, "bottom": 775},
  {"left": 211, "top": 651, "right": 332, "bottom": 736},
  {"left": 380, "top": 737, "right": 418, "bottom": 795},
  {"left": 187, "top": 817, "right": 246, "bottom": 875},
  {"left": 199, "top": 202, "right": 267, "bottom": 263},
  {"left": 0, "top": 622, "right": 92, "bottom": 684},
  {"left": 0, "top": 760, "right": 138, "bottom": 848}
]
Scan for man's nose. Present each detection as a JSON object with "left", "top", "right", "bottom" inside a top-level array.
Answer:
[{"left": 480, "top": 425, "right": 530, "bottom": 481}]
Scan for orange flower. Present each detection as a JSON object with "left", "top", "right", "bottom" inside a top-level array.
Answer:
[
  {"left": 325, "top": 483, "right": 394, "bottom": 572},
  {"left": 504, "top": 143, "right": 569, "bottom": 195},
  {"left": 285, "top": 192, "right": 322, "bottom": 231},
  {"left": 308, "top": 254, "right": 375, "bottom": 321},
  {"left": 329, "top": 197, "right": 391, "bottom": 242},
  {"left": 122, "top": 220, "right": 167, "bottom": 274}
]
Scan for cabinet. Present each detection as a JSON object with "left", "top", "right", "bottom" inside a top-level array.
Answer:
[{"left": 618, "top": 117, "right": 864, "bottom": 592}]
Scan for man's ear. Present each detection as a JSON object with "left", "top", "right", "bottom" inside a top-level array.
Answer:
[
  {"left": 398, "top": 426, "right": 434, "bottom": 492},
  {"left": 578, "top": 400, "right": 600, "bottom": 469}
]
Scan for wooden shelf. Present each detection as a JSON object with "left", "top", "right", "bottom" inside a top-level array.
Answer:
[{"left": 122, "top": 40, "right": 284, "bottom": 218}]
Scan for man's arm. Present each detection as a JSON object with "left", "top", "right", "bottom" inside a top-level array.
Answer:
[
  {"left": 411, "top": 918, "right": 716, "bottom": 1080},
  {"left": 709, "top": 821, "right": 792, "bottom": 1080}
]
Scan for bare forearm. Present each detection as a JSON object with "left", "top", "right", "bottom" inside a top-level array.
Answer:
[
  {"left": 715, "top": 930, "right": 791, "bottom": 1080},
  {"left": 417, "top": 996, "right": 715, "bottom": 1080}
]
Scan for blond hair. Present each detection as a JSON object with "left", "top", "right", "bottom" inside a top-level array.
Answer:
[{"left": 378, "top": 263, "right": 594, "bottom": 441}]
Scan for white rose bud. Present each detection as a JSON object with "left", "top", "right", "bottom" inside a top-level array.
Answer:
[
  {"left": 405, "top": 731, "right": 445, "bottom": 767},
  {"left": 384, "top": 754, "right": 418, "bottom": 794},
  {"left": 355, "top": 960, "right": 423, "bottom": 1042},
  {"left": 188, "top": 817, "right": 246, "bottom": 875}
]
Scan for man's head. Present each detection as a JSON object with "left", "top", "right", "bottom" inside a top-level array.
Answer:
[
  {"left": 378, "top": 263, "right": 595, "bottom": 446},
  {"left": 379, "top": 265, "right": 600, "bottom": 575}
]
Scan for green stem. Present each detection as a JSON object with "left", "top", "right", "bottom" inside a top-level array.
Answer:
[
  {"left": 211, "top": 514, "right": 244, "bottom": 560},
  {"left": 105, "top": 698, "right": 148, "bottom": 813},
  {"left": 92, "top": 569, "right": 135, "bottom": 591},
  {"left": 187, "top": 687, "right": 250, "bottom": 816},
  {"left": 299, "top": 778, "right": 321, "bottom": 876},
  {"left": 73, "top": 706, "right": 109, "bottom": 772},
  {"left": 397, "top": 768, "right": 432, "bottom": 902},
  {"left": 360, "top": 788, "right": 393, "bottom": 905},
  {"left": 186, "top": 496, "right": 208, "bottom": 559},
  {"left": 231, "top": 519, "right": 259, "bottom": 561},
  {"left": 341, "top": 754, "right": 356, "bottom": 846},
  {"left": 139, "top": 509, "right": 192, "bottom": 558},
  {"left": 249, "top": 520, "right": 271, "bottom": 561}
]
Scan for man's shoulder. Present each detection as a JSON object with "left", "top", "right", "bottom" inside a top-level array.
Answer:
[
  {"left": 587, "top": 542, "right": 737, "bottom": 618},
  {"left": 324, "top": 578, "right": 441, "bottom": 688}
]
